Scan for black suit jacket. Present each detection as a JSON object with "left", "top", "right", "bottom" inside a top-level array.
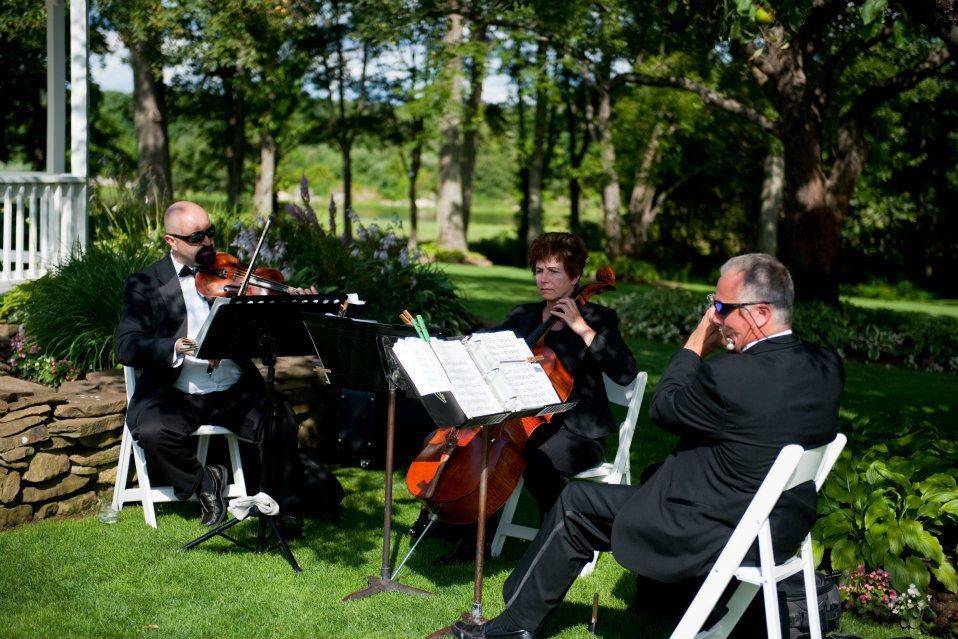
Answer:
[
  {"left": 611, "top": 334, "right": 843, "bottom": 582},
  {"left": 496, "top": 301, "right": 638, "bottom": 440},
  {"left": 114, "top": 255, "right": 262, "bottom": 428}
]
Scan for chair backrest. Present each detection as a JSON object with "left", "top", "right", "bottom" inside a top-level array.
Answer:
[
  {"left": 603, "top": 372, "right": 649, "bottom": 479},
  {"left": 123, "top": 365, "right": 136, "bottom": 406},
  {"left": 701, "top": 434, "right": 847, "bottom": 581}
]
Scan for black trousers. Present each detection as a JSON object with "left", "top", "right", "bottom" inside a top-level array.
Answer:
[
  {"left": 130, "top": 381, "right": 299, "bottom": 505},
  {"left": 522, "top": 421, "right": 605, "bottom": 519},
  {"left": 501, "top": 481, "right": 635, "bottom": 633}
]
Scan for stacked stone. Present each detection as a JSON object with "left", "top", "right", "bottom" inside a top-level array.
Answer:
[{"left": 0, "top": 373, "right": 127, "bottom": 529}]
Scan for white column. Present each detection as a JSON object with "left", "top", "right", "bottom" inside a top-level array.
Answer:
[
  {"left": 70, "top": 0, "right": 88, "bottom": 179},
  {"left": 46, "top": 0, "right": 66, "bottom": 174},
  {"left": 70, "top": 0, "right": 88, "bottom": 250}
]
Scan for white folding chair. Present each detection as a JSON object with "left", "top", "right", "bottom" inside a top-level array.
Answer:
[
  {"left": 490, "top": 372, "right": 648, "bottom": 576},
  {"left": 111, "top": 366, "right": 248, "bottom": 528},
  {"left": 670, "top": 433, "right": 847, "bottom": 639}
]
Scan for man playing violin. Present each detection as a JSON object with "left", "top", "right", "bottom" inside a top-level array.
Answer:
[
  {"left": 452, "top": 253, "right": 843, "bottom": 639},
  {"left": 115, "top": 201, "right": 313, "bottom": 526}
]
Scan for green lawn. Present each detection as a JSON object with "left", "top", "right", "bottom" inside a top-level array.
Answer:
[{"left": 1, "top": 264, "right": 953, "bottom": 638}]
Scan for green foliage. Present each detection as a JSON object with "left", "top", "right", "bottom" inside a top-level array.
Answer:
[
  {"left": 0, "top": 281, "right": 37, "bottom": 324},
  {"left": 234, "top": 189, "right": 476, "bottom": 335},
  {"left": 586, "top": 252, "right": 660, "bottom": 284},
  {"left": 815, "top": 436, "right": 958, "bottom": 594},
  {"left": 7, "top": 326, "right": 81, "bottom": 387},
  {"left": 609, "top": 286, "right": 958, "bottom": 372},
  {"left": 21, "top": 246, "right": 159, "bottom": 375}
]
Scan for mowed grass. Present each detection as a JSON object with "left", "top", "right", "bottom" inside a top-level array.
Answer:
[{"left": 1, "top": 263, "right": 954, "bottom": 638}]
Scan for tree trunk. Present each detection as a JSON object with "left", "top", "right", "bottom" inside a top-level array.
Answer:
[
  {"left": 252, "top": 131, "right": 277, "bottom": 216},
  {"left": 526, "top": 42, "right": 549, "bottom": 247},
  {"left": 342, "top": 139, "right": 353, "bottom": 239},
  {"left": 623, "top": 120, "right": 670, "bottom": 257},
  {"left": 566, "top": 101, "right": 581, "bottom": 235},
  {"left": 596, "top": 85, "right": 621, "bottom": 257},
  {"left": 223, "top": 73, "right": 246, "bottom": 210},
  {"left": 435, "top": 9, "right": 467, "bottom": 252},
  {"left": 408, "top": 136, "right": 422, "bottom": 249},
  {"left": 514, "top": 64, "right": 530, "bottom": 264},
  {"left": 757, "top": 152, "right": 784, "bottom": 256},
  {"left": 461, "top": 23, "right": 488, "bottom": 235},
  {"left": 779, "top": 120, "right": 842, "bottom": 303},
  {"left": 127, "top": 39, "right": 172, "bottom": 205}
]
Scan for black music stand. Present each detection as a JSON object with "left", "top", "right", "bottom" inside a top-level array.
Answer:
[
  {"left": 301, "top": 314, "right": 435, "bottom": 600},
  {"left": 182, "top": 294, "right": 351, "bottom": 572}
]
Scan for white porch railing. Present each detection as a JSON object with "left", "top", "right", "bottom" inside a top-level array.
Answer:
[{"left": 0, "top": 172, "right": 87, "bottom": 293}]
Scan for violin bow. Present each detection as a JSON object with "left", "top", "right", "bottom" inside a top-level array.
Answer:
[{"left": 237, "top": 215, "right": 274, "bottom": 297}]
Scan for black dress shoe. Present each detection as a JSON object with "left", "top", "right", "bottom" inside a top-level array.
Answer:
[
  {"left": 408, "top": 508, "right": 432, "bottom": 538},
  {"left": 197, "top": 464, "right": 227, "bottom": 526},
  {"left": 451, "top": 619, "right": 535, "bottom": 639}
]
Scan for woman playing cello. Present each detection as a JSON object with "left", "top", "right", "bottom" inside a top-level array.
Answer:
[{"left": 410, "top": 232, "right": 638, "bottom": 560}]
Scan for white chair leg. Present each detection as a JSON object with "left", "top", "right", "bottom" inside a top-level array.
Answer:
[
  {"left": 131, "top": 439, "right": 157, "bottom": 529},
  {"left": 112, "top": 425, "right": 133, "bottom": 512},
  {"left": 758, "top": 525, "right": 782, "bottom": 639},
  {"left": 225, "top": 434, "right": 247, "bottom": 497},
  {"left": 578, "top": 551, "right": 600, "bottom": 577},
  {"left": 491, "top": 479, "right": 524, "bottom": 558},
  {"left": 801, "top": 536, "right": 823, "bottom": 639},
  {"left": 195, "top": 434, "right": 210, "bottom": 465},
  {"left": 698, "top": 582, "right": 762, "bottom": 639}
]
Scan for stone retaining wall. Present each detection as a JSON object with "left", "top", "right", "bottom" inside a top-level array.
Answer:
[{"left": 0, "top": 357, "right": 325, "bottom": 530}]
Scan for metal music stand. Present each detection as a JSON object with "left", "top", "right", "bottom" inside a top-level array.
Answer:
[
  {"left": 301, "top": 314, "right": 435, "bottom": 600},
  {"left": 182, "top": 294, "right": 350, "bottom": 572}
]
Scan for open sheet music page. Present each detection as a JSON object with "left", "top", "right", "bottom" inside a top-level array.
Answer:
[
  {"left": 194, "top": 297, "right": 231, "bottom": 352},
  {"left": 464, "top": 331, "right": 562, "bottom": 411},
  {"left": 391, "top": 338, "right": 452, "bottom": 396},
  {"left": 429, "top": 340, "right": 506, "bottom": 418}
]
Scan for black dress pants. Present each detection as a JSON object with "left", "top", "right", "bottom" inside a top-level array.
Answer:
[
  {"left": 501, "top": 481, "right": 635, "bottom": 633},
  {"left": 130, "top": 382, "right": 299, "bottom": 505},
  {"left": 522, "top": 421, "right": 605, "bottom": 519}
]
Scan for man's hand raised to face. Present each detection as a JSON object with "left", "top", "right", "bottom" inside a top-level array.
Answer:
[{"left": 684, "top": 307, "right": 724, "bottom": 358}]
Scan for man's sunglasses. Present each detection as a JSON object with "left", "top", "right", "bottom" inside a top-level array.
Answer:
[
  {"left": 707, "top": 293, "right": 770, "bottom": 317},
  {"left": 168, "top": 225, "right": 215, "bottom": 244}
]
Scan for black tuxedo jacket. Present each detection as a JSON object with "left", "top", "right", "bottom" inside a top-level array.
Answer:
[
  {"left": 114, "top": 255, "right": 262, "bottom": 428},
  {"left": 497, "top": 301, "right": 638, "bottom": 440},
  {"left": 611, "top": 334, "right": 844, "bottom": 582}
]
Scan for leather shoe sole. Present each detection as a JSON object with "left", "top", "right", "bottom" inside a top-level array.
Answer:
[{"left": 452, "top": 620, "right": 535, "bottom": 639}]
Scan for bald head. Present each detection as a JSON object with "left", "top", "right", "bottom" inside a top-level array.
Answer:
[
  {"left": 164, "top": 201, "right": 210, "bottom": 235},
  {"left": 163, "top": 201, "right": 216, "bottom": 267}
]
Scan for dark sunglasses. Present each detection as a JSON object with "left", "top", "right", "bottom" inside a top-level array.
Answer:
[
  {"left": 707, "top": 293, "right": 770, "bottom": 317},
  {"left": 168, "top": 225, "right": 215, "bottom": 245}
]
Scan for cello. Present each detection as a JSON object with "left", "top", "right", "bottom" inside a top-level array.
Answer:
[{"left": 404, "top": 266, "right": 616, "bottom": 524}]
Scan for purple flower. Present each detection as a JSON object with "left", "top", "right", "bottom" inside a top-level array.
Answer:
[{"left": 300, "top": 174, "right": 311, "bottom": 204}]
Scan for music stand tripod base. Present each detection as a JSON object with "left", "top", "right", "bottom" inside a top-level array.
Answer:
[
  {"left": 183, "top": 507, "right": 302, "bottom": 573},
  {"left": 343, "top": 574, "right": 433, "bottom": 601}
]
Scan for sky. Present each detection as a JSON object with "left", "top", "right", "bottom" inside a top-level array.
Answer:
[{"left": 90, "top": 32, "right": 513, "bottom": 103}]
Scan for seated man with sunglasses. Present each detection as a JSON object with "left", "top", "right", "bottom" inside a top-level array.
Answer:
[
  {"left": 453, "top": 253, "right": 844, "bottom": 639},
  {"left": 115, "top": 201, "right": 313, "bottom": 527}
]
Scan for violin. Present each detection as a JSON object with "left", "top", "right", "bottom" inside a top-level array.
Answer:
[
  {"left": 404, "top": 266, "right": 617, "bottom": 524},
  {"left": 194, "top": 252, "right": 290, "bottom": 298}
]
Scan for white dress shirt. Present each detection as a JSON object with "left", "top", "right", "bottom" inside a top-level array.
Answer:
[
  {"left": 169, "top": 253, "right": 243, "bottom": 394},
  {"left": 742, "top": 329, "right": 793, "bottom": 352}
]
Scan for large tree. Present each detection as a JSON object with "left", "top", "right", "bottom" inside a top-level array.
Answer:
[
  {"left": 617, "top": 1, "right": 953, "bottom": 301},
  {"left": 97, "top": 0, "right": 174, "bottom": 204}
]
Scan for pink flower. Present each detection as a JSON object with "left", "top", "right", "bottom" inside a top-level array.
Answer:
[{"left": 859, "top": 594, "right": 868, "bottom": 603}]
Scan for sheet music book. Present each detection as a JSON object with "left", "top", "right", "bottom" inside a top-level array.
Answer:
[{"left": 390, "top": 330, "right": 563, "bottom": 420}]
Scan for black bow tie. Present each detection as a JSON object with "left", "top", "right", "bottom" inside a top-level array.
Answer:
[{"left": 178, "top": 265, "right": 195, "bottom": 278}]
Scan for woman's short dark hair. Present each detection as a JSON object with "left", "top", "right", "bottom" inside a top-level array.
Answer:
[{"left": 527, "top": 232, "right": 588, "bottom": 279}]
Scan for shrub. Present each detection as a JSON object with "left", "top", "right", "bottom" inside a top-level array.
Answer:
[
  {"left": 609, "top": 286, "right": 958, "bottom": 372},
  {"left": 814, "top": 437, "right": 958, "bottom": 595},
  {"left": 21, "top": 245, "right": 160, "bottom": 375},
  {"left": 237, "top": 184, "right": 476, "bottom": 335},
  {"left": 471, "top": 232, "right": 524, "bottom": 267},
  {"left": 585, "top": 252, "right": 660, "bottom": 284}
]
